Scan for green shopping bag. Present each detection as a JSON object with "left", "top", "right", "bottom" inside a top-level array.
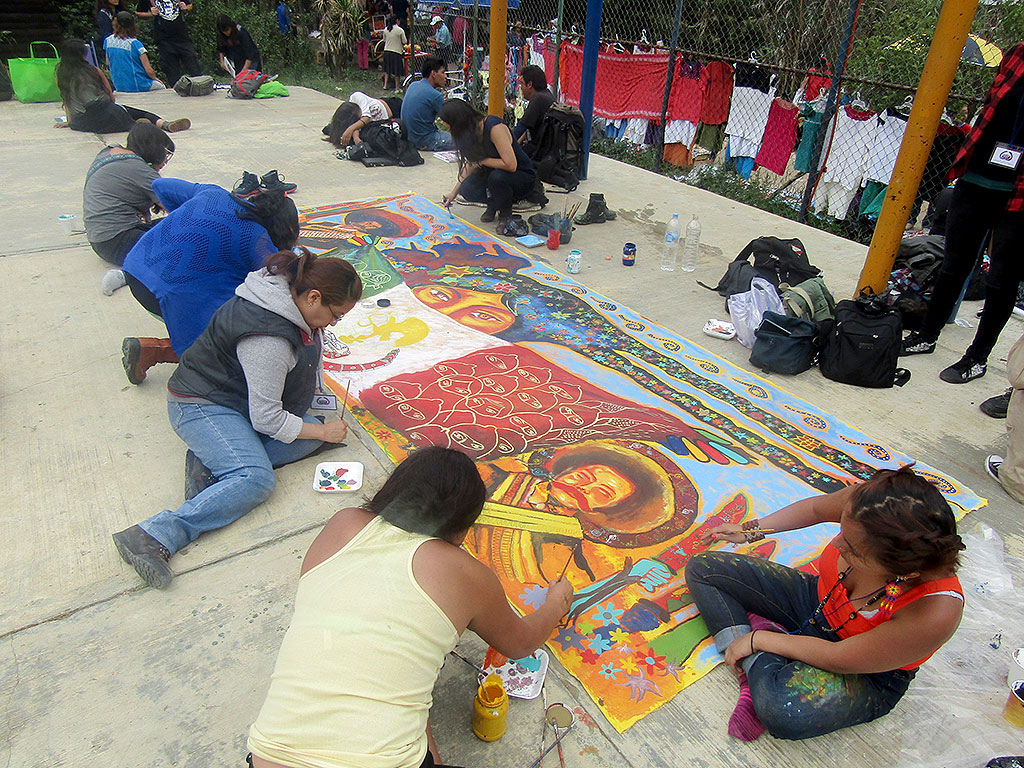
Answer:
[{"left": 9, "top": 42, "right": 61, "bottom": 104}]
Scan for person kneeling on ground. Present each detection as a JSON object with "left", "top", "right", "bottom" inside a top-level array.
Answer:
[
  {"left": 120, "top": 181, "right": 299, "bottom": 384},
  {"left": 400, "top": 56, "right": 454, "bottom": 151},
  {"left": 216, "top": 13, "right": 262, "bottom": 76},
  {"left": 247, "top": 446, "right": 573, "bottom": 768},
  {"left": 55, "top": 39, "right": 189, "bottom": 134},
  {"left": 439, "top": 99, "right": 536, "bottom": 229},
  {"left": 112, "top": 248, "right": 363, "bottom": 589},
  {"left": 685, "top": 466, "right": 964, "bottom": 741},
  {"left": 323, "top": 91, "right": 403, "bottom": 147},
  {"left": 83, "top": 122, "right": 174, "bottom": 293}
]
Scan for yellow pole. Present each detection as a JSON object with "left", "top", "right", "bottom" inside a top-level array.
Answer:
[
  {"left": 488, "top": 0, "right": 508, "bottom": 116},
  {"left": 856, "top": 0, "right": 979, "bottom": 294}
]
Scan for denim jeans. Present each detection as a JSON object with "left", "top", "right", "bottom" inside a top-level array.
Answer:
[
  {"left": 460, "top": 166, "right": 536, "bottom": 215},
  {"left": 140, "top": 403, "right": 324, "bottom": 554},
  {"left": 417, "top": 129, "right": 455, "bottom": 151},
  {"left": 685, "top": 552, "right": 914, "bottom": 740}
]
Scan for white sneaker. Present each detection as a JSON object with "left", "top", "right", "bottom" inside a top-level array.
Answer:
[
  {"left": 985, "top": 454, "right": 1004, "bottom": 483},
  {"left": 102, "top": 268, "right": 127, "bottom": 296}
]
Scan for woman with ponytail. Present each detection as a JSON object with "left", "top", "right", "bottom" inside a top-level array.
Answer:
[
  {"left": 686, "top": 466, "right": 965, "bottom": 741},
  {"left": 120, "top": 181, "right": 299, "bottom": 385},
  {"left": 113, "top": 247, "right": 363, "bottom": 589}
]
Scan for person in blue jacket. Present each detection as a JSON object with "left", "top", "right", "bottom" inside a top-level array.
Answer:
[{"left": 120, "top": 179, "right": 299, "bottom": 384}]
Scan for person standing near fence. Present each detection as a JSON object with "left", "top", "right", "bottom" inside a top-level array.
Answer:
[
  {"left": 901, "top": 42, "right": 1024, "bottom": 385},
  {"left": 380, "top": 16, "right": 407, "bottom": 91},
  {"left": 429, "top": 15, "right": 454, "bottom": 67},
  {"left": 136, "top": 0, "right": 202, "bottom": 87}
]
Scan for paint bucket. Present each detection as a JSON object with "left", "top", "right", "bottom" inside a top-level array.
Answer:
[
  {"left": 472, "top": 673, "right": 508, "bottom": 741},
  {"left": 1008, "top": 647, "right": 1024, "bottom": 687},
  {"left": 1002, "top": 680, "right": 1024, "bottom": 728},
  {"left": 58, "top": 213, "right": 76, "bottom": 236}
]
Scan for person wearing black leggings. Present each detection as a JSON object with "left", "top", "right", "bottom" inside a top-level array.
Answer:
[{"left": 901, "top": 42, "right": 1024, "bottom": 384}]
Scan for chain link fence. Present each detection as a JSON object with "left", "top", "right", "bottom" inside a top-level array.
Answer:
[{"left": 412, "top": 0, "right": 1022, "bottom": 244}]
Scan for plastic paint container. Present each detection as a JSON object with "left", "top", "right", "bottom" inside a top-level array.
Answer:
[
  {"left": 622, "top": 242, "right": 636, "bottom": 266},
  {"left": 472, "top": 673, "right": 508, "bottom": 741},
  {"left": 1003, "top": 681, "right": 1024, "bottom": 728}
]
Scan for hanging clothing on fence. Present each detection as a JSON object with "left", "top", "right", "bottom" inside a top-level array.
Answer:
[
  {"left": 813, "top": 105, "right": 878, "bottom": 220},
  {"left": 696, "top": 122, "right": 726, "bottom": 154},
  {"left": 725, "top": 140, "right": 756, "bottom": 180},
  {"left": 859, "top": 179, "right": 887, "bottom": 219},
  {"left": 624, "top": 118, "right": 649, "bottom": 144},
  {"left": 700, "top": 61, "right": 734, "bottom": 125},
  {"left": 529, "top": 34, "right": 545, "bottom": 69},
  {"left": 864, "top": 109, "right": 909, "bottom": 186},
  {"left": 724, "top": 62, "right": 774, "bottom": 159},
  {"left": 665, "top": 119, "right": 697, "bottom": 146},
  {"left": 754, "top": 98, "right": 799, "bottom": 175},
  {"left": 795, "top": 107, "right": 823, "bottom": 173},
  {"left": 667, "top": 58, "right": 707, "bottom": 124}
]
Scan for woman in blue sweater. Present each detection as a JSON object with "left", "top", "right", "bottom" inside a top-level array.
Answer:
[{"left": 120, "top": 180, "right": 299, "bottom": 384}]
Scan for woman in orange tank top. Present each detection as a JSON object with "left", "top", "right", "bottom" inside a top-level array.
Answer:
[{"left": 685, "top": 466, "right": 964, "bottom": 741}]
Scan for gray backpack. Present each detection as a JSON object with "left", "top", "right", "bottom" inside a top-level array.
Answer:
[{"left": 174, "top": 74, "right": 214, "bottom": 97}]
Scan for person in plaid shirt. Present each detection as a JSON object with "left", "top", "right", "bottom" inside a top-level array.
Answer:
[{"left": 901, "top": 42, "right": 1024, "bottom": 384}]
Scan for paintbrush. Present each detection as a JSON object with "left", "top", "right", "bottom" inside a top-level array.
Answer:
[
  {"left": 449, "top": 649, "right": 487, "bottom": 677},
  {"left": 525, "top": 723, "right": 575, "bottom": 768},
  {"left": 557, "top": 540, "right": 581, "bottom": 580},
  {"left": 339, "top": 379, "right": 351, "bottom": 421}
]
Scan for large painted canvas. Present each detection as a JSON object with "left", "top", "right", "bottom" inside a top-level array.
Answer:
[{"left": 296, "top": 194, "right": 984, "bottom": 732}]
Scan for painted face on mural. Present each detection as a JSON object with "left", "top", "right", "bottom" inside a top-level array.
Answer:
[
  {"left": 550, "top": 463, "right": 637, "bottom": 514},
  {"left": 412, "top": 284, "right": 517, "bottom": 333}
]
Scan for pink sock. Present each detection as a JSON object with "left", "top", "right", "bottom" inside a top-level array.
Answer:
[
  {"left": 728, "top": 673, "right": 765, "bottom": 741},
  {"left": 747, "top": 612, "right": 786, "bottom": 634}
]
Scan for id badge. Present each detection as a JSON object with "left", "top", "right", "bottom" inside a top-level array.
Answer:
[
  {"left": 312, "top": 393, "right": 338, "bottom": 410},
  {"left": 989, "top": 142, "right": 1023, "bottom": 171}
]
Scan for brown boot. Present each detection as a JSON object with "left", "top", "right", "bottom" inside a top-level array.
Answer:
[{"left": 122, "top": 337, "right": 179, "bottom": 385}]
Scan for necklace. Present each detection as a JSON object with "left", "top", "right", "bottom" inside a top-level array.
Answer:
[{"left": 803, "top": 567, "right": 902, "bottom": 634}]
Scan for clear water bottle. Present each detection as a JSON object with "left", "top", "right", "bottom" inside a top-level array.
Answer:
[
  {"left": 680, "top": 214, "right": 701, "bottom": 272},
  {"left": 661, "top": 213, "right": 680, "bottom": 272}
]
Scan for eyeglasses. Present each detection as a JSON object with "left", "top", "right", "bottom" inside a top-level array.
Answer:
[
  {"left": 163, "top": 151, "right": 174, "bottom": 163},
  {"left": 328, "top": 305, "right": 347, "bottom": 323}
]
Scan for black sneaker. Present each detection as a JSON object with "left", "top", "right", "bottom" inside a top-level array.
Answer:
[
  {"left": 233, "top": 171, "right": 261, "bottom": 198},
  {"left": 985, "top": 454, "right": 1004, "bottom": 482},
  {"left": 260, "top": 170, "right": 297, "bottom": 194},
  {"left": 900, "top": 332, "right": 936, "bottom": 356},
  {"left": 480, "top": 206, "right": 497, "bottom": 223},
  {"left": 112, "top": 525, "right": 174, "bottom": 589},
  {"left": 939, "top": 355, "right": 987, "bottom": 383},
  {"left": 184, "top": 449, "right": 216, "bottom": 501},
  {"left": 980, "top": 388, "right": 1012, "bottom": 419}
]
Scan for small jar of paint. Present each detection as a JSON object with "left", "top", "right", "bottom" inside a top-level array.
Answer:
[{"left": 472, "top": 673, "right": 508, "bottom": 741}]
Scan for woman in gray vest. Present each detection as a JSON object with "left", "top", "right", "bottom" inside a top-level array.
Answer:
[{"left": 112, "top": 248, "right": 363, "bottom": 589}]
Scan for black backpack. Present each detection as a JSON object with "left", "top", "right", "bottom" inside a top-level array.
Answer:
[
  {"left": 749, "top": 311, "right": 819, "bottom": 375},
  {"left": 351, "top": 120, "right": 423, "bottom": 167},
  {"left": 702, "top": 236, "right": 820, "bottom": 298},
  {"left": 528, "top": 103, "right": 583, "bottom": 191},
  {"left": 819, "top": 291, "right": 910, "bottom": 388}
]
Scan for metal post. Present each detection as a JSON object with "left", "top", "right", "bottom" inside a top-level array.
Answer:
[
  {"left": 857, "top": 0, "right": 980, "bottom": 293},
  {"left": 578, "top": 0, "right": 604, "bottom": 179},
  {"left": 797, "top": 0, "right": 860, "bottom": 224},
  {"left": 654, "top": 0, "right": 686, "bottom": 174},
  {"left": 552, "top": 0, "right": 565, "bottom": 100},
  {"left": 488, "top": 0, "right": 508, "bottom": 116}
]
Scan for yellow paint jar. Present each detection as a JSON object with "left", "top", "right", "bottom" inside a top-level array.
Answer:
[
  {"left": 472, "top": 673, "right": 508, "bottom": 741},
  {"left": 1002, "top": 681, "right": 1024, "bottom": 728}
]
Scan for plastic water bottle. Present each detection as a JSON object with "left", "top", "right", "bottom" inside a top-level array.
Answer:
[
  {"left": 661, "top": 213, "right": 680, "bottom": 272},
  {"left": 680, "top": 214, "right": 701, "bottom": 272}
]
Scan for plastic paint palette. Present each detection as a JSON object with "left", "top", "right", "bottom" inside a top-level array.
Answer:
[
  {"left": 480, "top": 647, "right": 549, "bottom": 699},
  {"left": 313, "top": 461, "right": 364, "bottom": 492}
]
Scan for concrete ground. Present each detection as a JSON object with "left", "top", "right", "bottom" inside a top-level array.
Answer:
[{"left": 1, "top": 86, "right": 1022, "bottom": 767}]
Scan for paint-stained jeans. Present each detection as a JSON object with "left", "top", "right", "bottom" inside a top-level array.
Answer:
[
  {"left": 685, "top": 551, "right": 914, "bottom": 740},
  {"left": 140, "top": 403, "right": 324, "bottom": 554}
]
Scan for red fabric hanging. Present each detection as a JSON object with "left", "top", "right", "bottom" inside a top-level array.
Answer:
[
  {"left": 754, "top": 99, "right": 799, "bottom": 175},
  {"left": 700, "top": 60, "right": 734, "bottom": 124}
]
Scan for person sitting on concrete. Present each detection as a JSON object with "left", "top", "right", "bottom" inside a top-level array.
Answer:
[
  {"left": 112, "top": 248, "right": 362, "bottom": 589},
  {"left": 323, "top": 91, "right": 403, "bottom": 147},
  {"left": 687, "top": 466, "right": 964, "bottom": 741},
  {"left": 83, "top": 122, "right": 174, "bottom": 293},
  {"left": 439, "top": 99, "right": 536, "bottom": 229},
  {"left": 104, "top": 11, "right": 165, "bottom": 92},
  {"left": 55, "top": 39, "right": 189, "bottom": 134},
  {"left": 135, "top": 0, "right": 201, "bottom": 87},
  {"left": 986, "top": 329, "right": 1024, "bottom": 502},
  {"left": 400, "top": 56, "right": 453, "bottom": 151},
  {"left": 900, "top": 42, "right": 1024, "bottom": 384},
  {"left": 513, "top": 64, "right": 554, "bottom": 147},
  {"left": 215, "top": 13, "right": 262, "bottom": 76},
  {"left": 247, "top": 446, "right": 573, "bottom": 768},
  {"left": 120, "top": 181, "right": 299, "bottom": 384}
]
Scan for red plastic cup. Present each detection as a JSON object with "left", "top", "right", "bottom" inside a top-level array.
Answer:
[{"left": 547, "top": 228, "right": 560, "bottom": 250}]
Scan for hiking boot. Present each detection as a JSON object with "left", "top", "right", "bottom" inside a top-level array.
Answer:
[
  {"left": 112, "top": 525, "right": 174, "bottom": 589},
  {"left": 260, "top": 169, "right": 297, "bottom": 195},
  {"left": 939, "top": 354, "right": 987, "bottom": 383},
  {"left": 574, "top": 193, "right": 616, "bottom": 225},
  {"left": 985, "top": 454, "right": 1004, "bottom": 482},
  {"left": 122, "top": 337, "right": 179, "bottom": 385},
  {"left": 184, "top": 449, "right": 216, "bottom": 501},
  {"left": 480, "top": 206, "right": 497, "bottom": 223},
  {"left": 232, "top": 171, "right": 261, "bottom": 198},
  {"left": 163, "top": 118, "right": 191, "bottom": 133},
  {"left": 900, "top": 332, "right": 936, "bottom": 356},
  {"left": 980, "top": 388, "right": 1012, "bottom": 419}
]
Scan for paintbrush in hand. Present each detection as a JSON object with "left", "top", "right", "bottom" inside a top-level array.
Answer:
[{"left": 557, "top": 540, "right": 581, "bottom": 580}]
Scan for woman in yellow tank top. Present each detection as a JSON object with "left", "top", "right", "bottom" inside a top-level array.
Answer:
[{"left": 248, "top": 446, "right": 573, "bottom": 768}]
